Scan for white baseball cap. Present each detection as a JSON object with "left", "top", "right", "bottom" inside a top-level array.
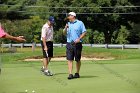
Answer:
[{"left": 68, "top": 12, "right": 76, "bottom": 17}]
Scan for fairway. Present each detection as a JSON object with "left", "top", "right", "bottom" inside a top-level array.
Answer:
[{"left": 0, "top": 47, "right": 140, "bottom": 93}]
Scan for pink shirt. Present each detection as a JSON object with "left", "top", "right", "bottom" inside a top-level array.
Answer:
[{"left": 0, "top": 26, "right": 6, "bottom": 38}]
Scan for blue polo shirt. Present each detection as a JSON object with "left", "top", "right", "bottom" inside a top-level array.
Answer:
[{"left": 67, "top": 20, "right": 86, "bottom": 43}]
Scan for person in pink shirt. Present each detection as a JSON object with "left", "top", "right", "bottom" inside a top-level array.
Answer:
[
  {"left": 0, "top": 23, "right": 26, "bottom": 74},
  {"left": 0, "top": 22, "right": 26, "bottom": 42}
]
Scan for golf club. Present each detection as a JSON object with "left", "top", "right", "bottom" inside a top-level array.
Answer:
[{"left": 45, "top": 51, "right": 54, "bottom": 75}]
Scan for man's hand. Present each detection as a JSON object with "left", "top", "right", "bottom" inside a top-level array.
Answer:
[
  {"left": 44, "top": 46, "right": 48, "bottom": 51},
  {"left": 74, "top": 32, "right": 86, "bottom": 43},
  {"left": 5, "top": 33, "right": 26, "bottom": 42},
  {"left": 63, "top": 24, "right": 69, "bottom": 35},
  {"left": 15, "top": 36, "right": 26, "bottom": 42},
  {"left": 75, "top": 38, "right": 80, "bottom": 43},
  {"left": 64, "top": 24, "right": 69, "bottom": 29}
]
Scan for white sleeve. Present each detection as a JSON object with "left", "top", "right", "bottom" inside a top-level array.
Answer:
[{"left": 41, "top": 27, "right": 47, "bottom": 38}]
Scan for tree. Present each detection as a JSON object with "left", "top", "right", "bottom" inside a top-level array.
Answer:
[
  {"left": 30, "top": 16, "right": 45, "bottom": 43},
  {"left": 115, "top": 25, "right": 129, "bottom": 44},
  {"left": 53, "top": 28, "right": 66, "bottom": 43},
  {"left": 0, "top": 0, "right": 31, "bottom": 19},
  {"left": 128, "top": 23, "right": 140, "bottom": 44},
  {"left": 0, "top": 0, "right": 139, "bottom": 44},
  {"left": 93, "top": 30, "right": 105, "bottom": 44}
]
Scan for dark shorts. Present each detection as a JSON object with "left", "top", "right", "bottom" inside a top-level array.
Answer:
[
  {"left": 66, "top": 42, "right": 82, "bottom": 62},
  {"left": 41, "top": 41, "right": 53, "bottom": 58}
]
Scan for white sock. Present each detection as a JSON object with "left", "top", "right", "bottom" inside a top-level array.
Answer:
[{"left": 44, "top": 69, "right": 49, "bottom": 72}]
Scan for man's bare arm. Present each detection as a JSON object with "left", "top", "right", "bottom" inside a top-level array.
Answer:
[
  {"left": 42, "top": 37, "right": 48, "bottom": 51},
  {"left": 75, "top": 32, "right": 86, "bottom": 43},
  {"left": 4, "top": 33, "right": 26, "bottom": 42},
  {"left": 63, "top": 24, "right": 68, "bottom": 35}
]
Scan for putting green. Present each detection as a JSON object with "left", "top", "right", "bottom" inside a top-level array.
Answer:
[
  {"left": 0, "top": 60, "right": 140, "bottom": 93},
  {"left": 0, "top": 47, "right": 140, "bottom": 93}
]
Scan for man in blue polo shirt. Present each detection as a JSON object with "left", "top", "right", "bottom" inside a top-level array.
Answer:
[{"left": 63, "top": 12, "right": 86, "bottom": 80}]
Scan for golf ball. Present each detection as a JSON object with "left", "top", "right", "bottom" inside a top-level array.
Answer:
[
  {"left": 25, "top": 90, "right": 28, "bottom": 92},
  {"left": 32, "top": 90, "right": 35, "bottom": 93}
]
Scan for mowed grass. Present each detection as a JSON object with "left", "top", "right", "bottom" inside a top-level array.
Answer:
[{"left": 0, "top": 47, "right": 140, "bottom": 93}]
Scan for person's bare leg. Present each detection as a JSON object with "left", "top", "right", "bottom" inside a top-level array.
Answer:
[
  {"left": 43, "top": 57, "right": 53, "bottom": 76},
  {"left": 48, "top": 57, "right": 52, "bottom": 70},
  {"left": 43, "top": 58, "right": 49, "bottom": 70},
  {"left": 76, "top": 61, "right": 81, "bottom": 73},
  {"left": 68, "top": 60, "right": 73, "bottom": 74}
]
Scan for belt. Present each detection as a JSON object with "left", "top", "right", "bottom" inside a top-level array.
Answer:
[
  {"left": 67, "top": 42, "right": 81, "bottom": 46},
  {"left": 46, "top": 41, "right": 53, "bottom": 42}
]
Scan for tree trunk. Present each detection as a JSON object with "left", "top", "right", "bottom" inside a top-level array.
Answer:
[{"left": 104, "top": 31, "right": 112, "bottom": 44}]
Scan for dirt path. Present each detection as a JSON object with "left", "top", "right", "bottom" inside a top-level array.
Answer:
[{"left": 24, "top": 57, "right": 114, "bottom": 62}]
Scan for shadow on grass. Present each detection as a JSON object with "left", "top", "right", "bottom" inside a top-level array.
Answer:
[
  {"left": 54, "top": 73, "right": 67, "bottom": 75},
  {"left": 80, "top": 75, "right": 98, "bottom": 78},
  {"left": 54, "top": 73, "right": 98, "bottom": 79}
]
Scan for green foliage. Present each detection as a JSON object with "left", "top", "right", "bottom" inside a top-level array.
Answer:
[
  {"left": 83, "top": 29, "right": 93, "bottom": 44},
  {"left": 116, "top": 25, "right": 129, "bottom": 44},
  {"left": 83, "top": 29, "right": 105, "bottom": 44},
  {"left": 30, "top": 16, "right": 45, "bottom": 43},
  {"left": 0, "top": 19, "right": 32, "bottom": 43},
  {"left": 0, "top": 17, "right": 45, "bottom": 43},
  {"left": 93, "top": 30, "right": 105, "bottom": 44},
  {"left": 54, "top": 28, "right": 66, "bottom": 43},
  {"left": 0, "top": 0, "right": 139, "bottom": 44},
  {"left": 128, "top": 23, "right": 140, "bottom": 44}
]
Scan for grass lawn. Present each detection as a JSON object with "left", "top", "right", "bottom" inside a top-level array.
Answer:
[{"left": 0, "top": 47, "right": 140, "bottom": 93}]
